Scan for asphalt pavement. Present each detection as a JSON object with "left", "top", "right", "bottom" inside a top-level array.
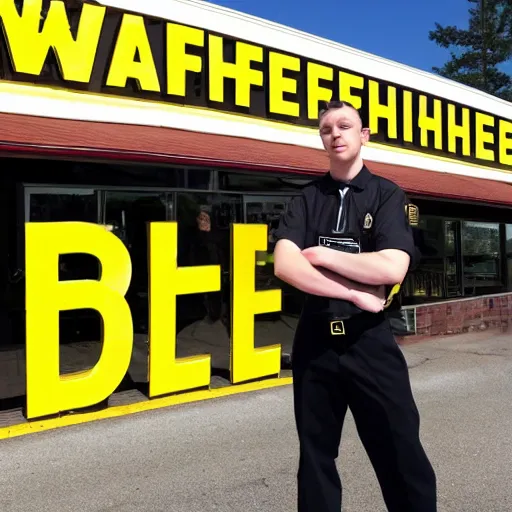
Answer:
[{"left": 1, "top": 331, "right": 511, "bottom": 512}]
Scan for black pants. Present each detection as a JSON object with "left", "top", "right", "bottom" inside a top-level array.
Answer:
[{"left": 292, "top": 313, "right": 437, "bottom": 512}]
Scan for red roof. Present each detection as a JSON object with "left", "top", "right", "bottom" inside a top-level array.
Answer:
[
  {"left": 367, "top": 161, "right": 512, "bottom": 206},
  {"left": 1, "top": 112, "right": 511, "bottom": 207}
]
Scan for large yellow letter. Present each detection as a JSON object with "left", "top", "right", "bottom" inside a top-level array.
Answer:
[
  {"left": 447, "top": 104, "right": 471, "bottom": 156},
  {"left": 499, "top": 119, "right": 512, "bottom": 166},
  {"left": 106, "top": 13, "right": 160, "bottom": 92},
  {"left": 369, "top": 80, "right": 398, "bottom": 138},
  {"left": 231, "top": 224, "right": 281, "bottom": 383},
  {"left": 402, "top": 90, "right": 413, "bottom": 143},
  {"left": 268, "top": 52, "right": 300, "bottom": 117},
  {"left": 339, "top": 71, "right": 363, "bottom": 110},
  {"left": 208, "top": 35, "right": 263, "bottom": 107},
  {"left": 0, "top": 0, "right": 105, "bottom": 82},
  {"left": 307, "top": 62, "right": 333, "bottom": 119},
  {"left": 167, "top": 23, "right": 204, "bottom": 97},
  {"left": 418, "top": 95, "right": 443, "bottom": 150},
  {"left": 25, "top": 222, "right": 133, "bottom": 419},
  {"left": 148, "top": 222, "right": 220, "bottom": 397},
  {"left": 475, "top": 112, "right": 496, "bottom": 162}
]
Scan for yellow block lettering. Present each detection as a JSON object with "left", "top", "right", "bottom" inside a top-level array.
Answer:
[
  {"left": 499, "top": 119, "right": 512, "bottom": 166},
  {"left": 307, "top": 62, "right": 333, "bottom": 119},
  {"left": 148, "top": 222, "right": 220, "bottom": 397},
  {"left": 268, "top": 52, "right": 300, "bottom": 117},
  {"left": 402, "top": 90, "right": 413, "bottom": 143},
  {"left": 231, "top": 224, "right": 281, "bottom": 383},
  {"left": 418, "top": 95, "right": 443, "bottom": 150},
  {"left": 368, "top": 80, "right": 397, "bottom": 138},
  {"left": 447, "top": 104, "right": 471, "bottom": 156},
  {"left": 0, "top": 0, "right": 105, "bottom": 82},
  {"left": 339, "top": 71, "right": 364, "bottom": 110},
  {"left": 25, "top": 222, "right": 133, "bottom": 419},
  {"left": 208, "top": 35, "right": 263, "bottom": 107},
  {"left": 166, "top": 23, "right": 204, "bottom": 97},
  {"left": 106, "top": 13, "right": 160, "bottom": 92},
  {"left": 475, "top": 112, "right": 495, "bottom": 161}
]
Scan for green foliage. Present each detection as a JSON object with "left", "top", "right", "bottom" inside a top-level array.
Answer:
[{"left": 429, "top": 0, "right": 512, "bottom": 100}]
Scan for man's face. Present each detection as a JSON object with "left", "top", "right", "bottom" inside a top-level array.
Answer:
[
  {"left": 319, "top": 107, "right": 369, "bottom": 163},
  {"left": 197, "top": 211, "right": 211, "bottom": 232}
]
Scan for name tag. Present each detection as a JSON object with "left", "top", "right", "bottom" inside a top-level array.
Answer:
[{"left": 318, "top": 236, "right": 361, "bottom": 254}]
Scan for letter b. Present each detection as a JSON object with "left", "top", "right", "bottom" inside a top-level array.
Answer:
[{"left": 25, "top": 222, "right": 133, "bottom": 419}]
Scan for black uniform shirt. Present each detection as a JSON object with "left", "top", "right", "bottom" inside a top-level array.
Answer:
[{"left": 274, "top": 165, "right": 417, "bottom": 317}]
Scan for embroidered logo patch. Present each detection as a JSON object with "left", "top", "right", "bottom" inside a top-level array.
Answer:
[{"left": 405, "top": 204, "right": 419, "bottom": 226}]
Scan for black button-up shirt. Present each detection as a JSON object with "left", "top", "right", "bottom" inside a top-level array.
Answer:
[{"left": 274, "top": 165, "right": 416, "bottom": 317}]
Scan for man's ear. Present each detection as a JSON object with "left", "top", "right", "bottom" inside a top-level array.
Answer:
[{"left": 361, "top": 128, "right": 371, "bottom": 145}]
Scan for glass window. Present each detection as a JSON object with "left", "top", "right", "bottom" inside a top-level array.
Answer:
[
  {"left": 185, "top": 169, "right": 213, "bottom": 190},
  {"left": 26, "top": 187, "right": 99, "bottom": 223},
  {"left": 244, "top": 195, "right": 291, "bottom": 290},
  {"left": 445, "top": 220, "right": 462, "bottom": 298},
  {"left": 25, "top": 187, "right": 101, "bottom": 281},
  {"left": 506, "top": 224, "right": 512, "bottom": 290},
  {"left": 218, "top": 170, "right": 312, "bottom": 192},
  {"left": 244, "top": 195, "right": 305, "bottom": 318},
  {"left": 103, "top": 191, "right": 171, "bottom": 333},
  {"left": 403, "top": 216, "right": 452, "bottom": 302},
  {"left": 174, "top": 192, "right": 241, "bottom": 341},
  {"left": 462, "top": 221, "right": 502, "bottom": 293}
]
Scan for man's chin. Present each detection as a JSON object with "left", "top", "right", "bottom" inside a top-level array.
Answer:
[{"left": 329, "top": 152, "right": 355, "bottom": 163}]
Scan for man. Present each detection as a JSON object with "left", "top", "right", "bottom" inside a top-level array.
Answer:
[{"left": 273, "top": 100, "right": 436, "bottom": 512}]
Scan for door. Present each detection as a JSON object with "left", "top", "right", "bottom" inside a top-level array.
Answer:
[{"left": 102, "top": 191, "right": 171, "bottom": 333}]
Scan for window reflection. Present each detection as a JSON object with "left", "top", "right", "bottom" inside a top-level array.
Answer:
[
  {"left": 244, "top": 195, "right": 304, "bottom": 316},
  {"left": 403, "top": 217, "right": 444, "bottom": 300},
  {"left": 175, "top": 192, "right": 238, "bottom": 336},
  {"left": 27, "top": 188, "right": 100, "bottom": 282},
  {"left": 28, "top": 188, "right": 98, "bottom": 223},
  {"left": 506, "top": 225, "right": 512, "bottom": 290},
  {"left": 445, "top": 221, "right": 462, "bottom": 297},
  {"left": 219, "top": 171, "right": 312, "bottom": 192},
  {"left": 462, "top": 221, "right": 501, "bottom": 294},
  {"left": 404, "top": 217, "right": 507, "bottom": 304},
  {"left": 103, "top": 191, "right": 170, "bottom": 333}
]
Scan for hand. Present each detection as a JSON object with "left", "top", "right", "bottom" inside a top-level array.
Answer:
[
  {"left": 301, "top": 246, "right": 331, "bottom": 267},
  {"left": 350, "top": 285, "right": 386, "bottom": 313}
]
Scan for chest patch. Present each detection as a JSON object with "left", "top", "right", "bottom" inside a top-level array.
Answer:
[{"left": 318, "top": 235, "right": 361, "bottom": 254}]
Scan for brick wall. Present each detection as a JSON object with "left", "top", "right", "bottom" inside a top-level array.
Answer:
[{"left": 413, "top": 294, "right": 512, "bottom": 336}]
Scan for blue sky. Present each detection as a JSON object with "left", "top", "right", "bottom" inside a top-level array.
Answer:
[{"left": 206, "top": 0, "right": 500, "bottom": 74}]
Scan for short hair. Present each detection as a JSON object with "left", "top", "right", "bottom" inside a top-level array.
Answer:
[{"left": 318, "top": 100, "right": 366, "bottom": 127}]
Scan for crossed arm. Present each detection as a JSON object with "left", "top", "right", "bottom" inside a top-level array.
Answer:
[
  {"left": 300, "top": 245, "right": 410, "bottom": 286},
  {"left": 273, "top": 187, "right": 413, "bottom": 312},
  {"left": 273, "top": 239, "right": 408, "bottom": 313}
]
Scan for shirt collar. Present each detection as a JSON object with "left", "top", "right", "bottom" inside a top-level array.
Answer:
[{"left": 320, "top": 165, "right": 373, "bottom": 194}]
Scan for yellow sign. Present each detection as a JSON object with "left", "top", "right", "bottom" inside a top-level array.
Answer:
[
  {"left": 25, "top": 221, "right": 282, "bottom": 420},
  {"left": 25, "top": 221, "right": 133, "bottom": 419},
  {"left": 1, "top": 0, "right": 512, "bottom": 170}
]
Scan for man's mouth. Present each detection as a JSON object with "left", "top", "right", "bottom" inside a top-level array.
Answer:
[{"left": 332, "top": 145, "right": 346, "bottom": 153}]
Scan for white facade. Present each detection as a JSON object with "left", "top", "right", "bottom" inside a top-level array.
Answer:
[{"left": 0, "top": 0, "right": 511, "bottom": 184}]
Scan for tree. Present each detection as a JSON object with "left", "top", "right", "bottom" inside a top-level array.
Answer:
[{"left": 429, "top": 0, "right": 512, "bottom": 101}]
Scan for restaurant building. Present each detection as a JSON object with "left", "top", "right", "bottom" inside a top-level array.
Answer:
[{"left": 0, "top": 0, "right": 511, "bottom": 426}]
